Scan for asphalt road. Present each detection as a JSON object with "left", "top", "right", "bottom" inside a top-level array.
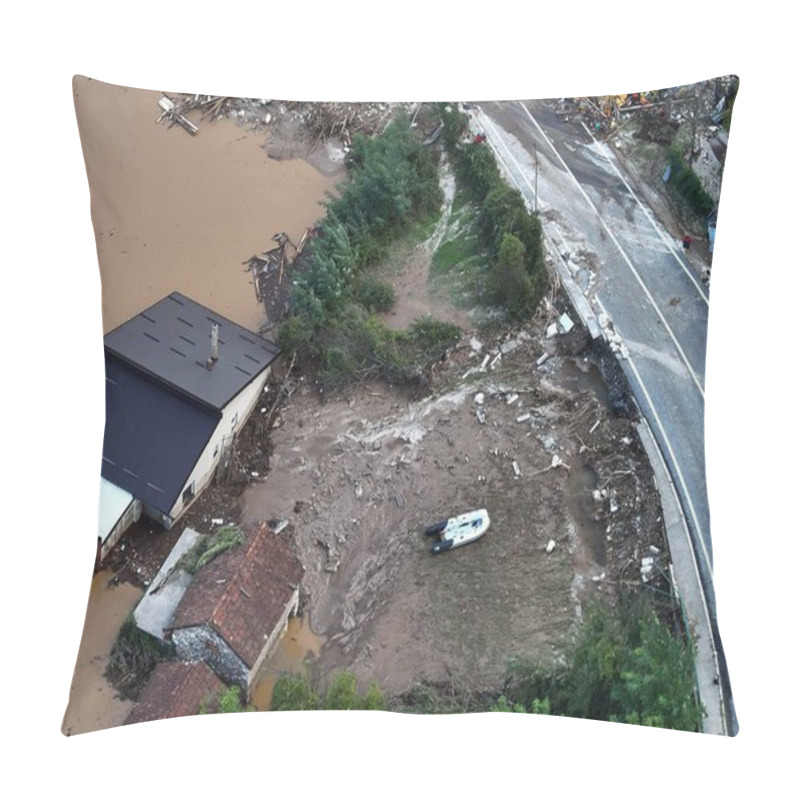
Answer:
[{"left": 470, "top": 100, "right": 735, "bottom": 733}]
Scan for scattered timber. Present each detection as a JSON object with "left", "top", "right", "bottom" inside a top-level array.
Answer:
[
  {"left": 244, "top": 229, "right": 309, "bottom": 309},
  {"left": 156, "top": 95, "right": 199, "bottom": 135}
]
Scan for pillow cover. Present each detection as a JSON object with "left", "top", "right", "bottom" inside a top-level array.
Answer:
[{"left": 64, "top": 74, "right": 738, "bottom": 736}]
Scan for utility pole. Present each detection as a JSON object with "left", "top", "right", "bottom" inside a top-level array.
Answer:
[{"left": 534, "top": 143, "right": 539, "bottom": 214}]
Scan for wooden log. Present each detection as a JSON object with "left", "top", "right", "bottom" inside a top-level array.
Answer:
[
  {"left": 278, "top": 247, "right": 285, "bottom": 285},
  {"left": 296, "top": 228, "right": 310, "bottom": 255}
]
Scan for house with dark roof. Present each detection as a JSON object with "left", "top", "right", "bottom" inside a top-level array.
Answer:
[
  {"left": 97, "top": 292, "right": 280, "bottom": 559},
  {"left": 124, "top": 660, "right": 226, "bottom": 725},
  {"left": 167, "top": 522, "right": 304, "bottom": 695}
]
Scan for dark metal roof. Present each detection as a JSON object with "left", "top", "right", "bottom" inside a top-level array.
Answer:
[
  {"left": 101, "top": 354, "right": 219, "bottom": 516},
  {"left": 103, "top": 292, "right": 280, "bottom": 411}
]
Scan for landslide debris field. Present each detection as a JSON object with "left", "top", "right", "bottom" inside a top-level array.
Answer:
[
  {"left": 238, "top": 327, "right": 667, "bottom": 699},
  {"left": 103, "top": 97, "right": 673, "bottom": 705},
  {"left": 111, "top": 322, "right": 669, "bottom": 702}
]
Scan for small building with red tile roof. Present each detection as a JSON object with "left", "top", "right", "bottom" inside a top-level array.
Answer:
[
  {"left": 167, "top": 522, "right": 304, "bottom": 695},
  {"left": 124, "top": 661, "right": 226, "bottom": 725}
]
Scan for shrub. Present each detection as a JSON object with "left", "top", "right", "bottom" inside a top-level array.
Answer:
[
  {"left": 356, "top": 275, "right": 396, "bottom": 312},
  {"left": 270, "top": 672, "right": 319, "bottom": 711},
  {"left": 105, "top": 614, "right": 175, "bottom": 700},
  {"left": 439, "top": 104, "right": 548, "bottom": 318},
  {"left": 198, "top": 685, "right": 254, "bottom": 714},
  {"left": 277, "top": 314, "right": 317, "bottom": 359},
  {"left": 666, "top": 145, "right": 715, "bottom": 218},
  {"left": 500, "top": 592, "right": 703, "bottom": 731},
  {"left": 489, "top": 234, "right": 538, "bottom": 320}
]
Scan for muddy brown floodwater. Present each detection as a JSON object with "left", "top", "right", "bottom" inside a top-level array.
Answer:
[
  {"left": 62, "top": 571, "right": 143, "bottom": 736},
  {"left": 73, "top": 76, "right": 341, "bottom": 333},
  {"left": 66, "top": 77, "right": 342, "bottom": 732},
  {"left": 250, "top": 616, "right": 326, "bottom": 710}
]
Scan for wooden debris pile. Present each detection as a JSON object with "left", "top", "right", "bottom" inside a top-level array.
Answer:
[
  {"left": 244, "top": 229, "right": 312, "bottom": 313},
  {"left": 156, "top": 95, "right": 199, "bottom": 135},
  {"left": 304, "top": 102, "right": 399, "bottom": 146}
]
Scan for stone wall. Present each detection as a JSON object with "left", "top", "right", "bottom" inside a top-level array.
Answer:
[{"left": 172, "top": 625, "right": 249, "bottom": 690}]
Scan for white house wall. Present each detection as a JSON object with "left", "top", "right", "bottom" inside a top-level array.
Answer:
[
  {"left": 100, "top": 497, "right": 142, "bottom": 561},
  {"left": 169, "top": 368, "right": 271, "bottom": 521},
  {"left": 246, "top": 587, "right": 300, "bottom": 695}
]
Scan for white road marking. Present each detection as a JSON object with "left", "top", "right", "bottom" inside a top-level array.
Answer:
[
  {"left": 479, "top": 102, "right": 723, "bottom": 732},
  {"left": 479, "top": 105, "right": 712, "bottom": 571},
  {"left": 579, "top": 120, "right": 711, "bottom": 304},
  {"left": 509, "top": 102, "right": 705, "bottom": 400},
  {"left": 594, "top": 293, "right": 713, "bottom": 579},
  {"left": 636, "top": 410, "right": 726, "bottom": 735}
]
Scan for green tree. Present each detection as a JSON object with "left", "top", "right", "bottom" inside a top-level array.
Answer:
[
  {"left": 198, "top": 685, "right": 254, "bottom": 714},
  {"left": 325, "top": 672, "right": 361, "bottom": 710},
  {"left": 489, "top": 233, "right": 537, "bottom": 320},
  {"left": 361, "top": 680, "right": 386, "bottom": 711},
  {"left": 491, "top": 694, "right": 527, "bottom": 713},
  {"left": 498, "top": 593, "right": 703, "bottom": 732},
  {"left": 270, "top": 672, "right": 319, "bottom": 711},
  {"left": 611, "top": 610, "right": 703, "bottom": 731}
]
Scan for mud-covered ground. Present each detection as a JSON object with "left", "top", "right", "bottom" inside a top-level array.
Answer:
[{"left": 237, "top": 321, "right": 666, "bottom": 698}]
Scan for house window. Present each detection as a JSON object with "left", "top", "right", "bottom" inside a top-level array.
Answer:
[{"left": 182, "top": 482, "right": 195, "bottom": 505}]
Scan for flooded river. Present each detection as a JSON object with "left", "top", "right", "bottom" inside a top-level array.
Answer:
[{"left": 73, "top": 76, "right": 340, "bottom": 333}]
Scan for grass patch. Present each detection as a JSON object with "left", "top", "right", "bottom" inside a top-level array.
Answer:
[
  {"left": 178, "top": 525, "right": 246, "bottom": 574},
  {"left": 431, "top": 230, "right": 482, "bottom": 276},
  {"left": 407, "top": 206, "right": 442, "bottom": 244}
]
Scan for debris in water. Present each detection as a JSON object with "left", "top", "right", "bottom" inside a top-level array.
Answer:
[{"left": 156, "top": 95, "right": 199, "bottom": 135}]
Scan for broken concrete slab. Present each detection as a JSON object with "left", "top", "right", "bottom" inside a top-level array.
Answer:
[
  {"left": 558, "top": 312, "right": 574, "bottom": 333},
  {"left": 134, "top": 527, "right": 203, "bottom": 641},
  {"left": 500, "top": 339, "right": 520, "bottom": 355}
]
